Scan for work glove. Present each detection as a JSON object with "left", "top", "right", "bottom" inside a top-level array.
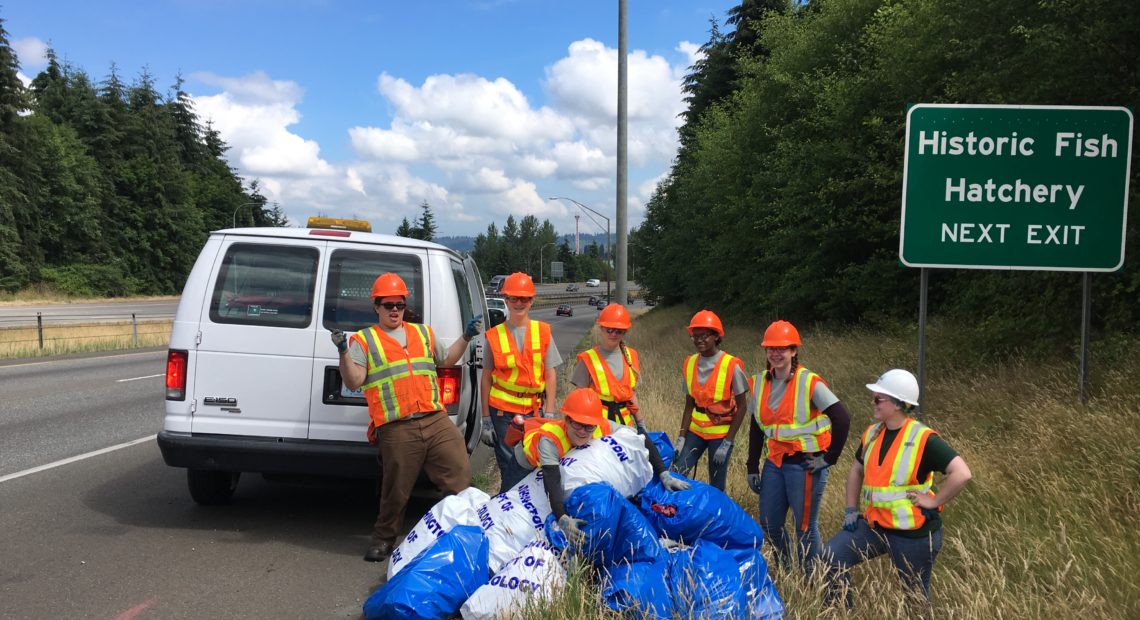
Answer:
[
  {"left": 635, "top": 421, "right": 648, "bottom": 435},
  {"left": 805, "top": 453, "right": 830, "bottom": 474},
  {"left": 747, "top": 473, "right": 762, "bottom": 495},
  {"left": 712, "top": 440, "right": 734, "bottom": 466},
  {"left": 541, "top": 408, "right": 557, "bottom": 420},
  {"left": 480, "top": 419, "right": 495, "bottom": 447},
  {"left": 659, "top": 471, "right": 691, "bottom": 492},
  {"left": 843, "top": 507, "right": 859, "bottom": 532},
  {"left": 330, "top": 329, "right": 348, "bottom": 353},
  {"left": 674, "top": 433, "right": 686, "bottom": 450},
  {"left": 558, "top": 514, "right": 588, "bottom": 546},
  {"left": 464, "top": 314, "right": 483, "bottom": 341}
]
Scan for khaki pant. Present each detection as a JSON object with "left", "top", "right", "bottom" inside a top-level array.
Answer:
[{"left": 371, "top": 410, "right": 471, "bottom": 546}]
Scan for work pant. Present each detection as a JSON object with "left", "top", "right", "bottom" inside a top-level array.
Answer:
[
  {"left": 372, "top": 410, "right": 471, "bottom": 546},
  {"left": 757, "top": 458, "right": 829, "bottom": 573},
  {"left": 489, "top": 407, "right": 534, "bottom": 492},
  {"left": 822, "top": 519, "right": 942, "bottom": 608},
  {"left": 671, "top": 433, "right": 731, "bottom": 491}
]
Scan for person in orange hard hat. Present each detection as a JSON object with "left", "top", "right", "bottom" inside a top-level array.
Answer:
[
  {"left": 510, "top": 387, "right": 689, "bottom": 544},
  {"left": 670, "top": 310, "right": 749, "bottom": 491},
  {"left": 569, "top": 303, "right": 645, "bottom": 430},
  {"left": 823, "top": 368, "right": 971, "bottom": 610},
  {"left": 479, "top": 272, "right": 563, "bottom": 492},
  {"left": 332, "top": 272, "right": 483, "bottom": 564},
  {"left": 745, "top": 319, "right": 850, "bottom": 575}
]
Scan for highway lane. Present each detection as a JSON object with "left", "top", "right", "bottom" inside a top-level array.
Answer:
[{"left": 0, "top": 302, "right": 600, "bottom": 618}]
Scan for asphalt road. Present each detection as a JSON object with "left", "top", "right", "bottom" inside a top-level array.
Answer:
[{"left": 0, "top": 302, "right": 600, "bottom": 619}]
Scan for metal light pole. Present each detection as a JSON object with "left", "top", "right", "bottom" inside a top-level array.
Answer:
[
  {"left": 231, "top": 201, "right": 261, "bottom": 228},
  {"left": 538, "top": 242, "right": 556, "bottom": 284},
  {"left": 548, "top": 197, "right": 611, "bottom": 300},
  {"left": 615, "top": 0, "right": 628, "bottom": 307}
]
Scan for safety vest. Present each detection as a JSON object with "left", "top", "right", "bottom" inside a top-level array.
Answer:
[
  {"left": 353, "top": 323, "right": 443, "bottom": 430},
  {"left": 486, "top": 320, "right": 552, "bottom": 414},
  {"left": 578, "top": 346, "right": 640, "bottom": 426},
  {"left": 520, "top": 418, "right": 613, "bottom": 468},
  {"left": 860, "top": 418, "right": 939, "bottom": 531},
  {"left": 684, "top": 352, "right": 743, "bottom": 440},
  {"left": 753, "top": 366, "right": 833, "bottom": 466}
]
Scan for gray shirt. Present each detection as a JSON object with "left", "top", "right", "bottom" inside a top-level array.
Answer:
[
  {"left": 747, "top": 370, "right": 839, "bottom": 416},
  {"left": 570, "top": 345, "right": 630, "bottom": 387},
  {"left": 479, "top": 321, "right": 563, "bottom": 371},
  {"left": 681, "top": 350, "right": 749, "bottom": 398}
]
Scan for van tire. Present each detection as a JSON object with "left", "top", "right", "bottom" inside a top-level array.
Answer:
[{"left": 187, "top": 469, "right": 241, "bottom": 505}]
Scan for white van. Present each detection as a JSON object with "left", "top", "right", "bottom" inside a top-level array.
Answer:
[
  {"left": 158, "top": 220, "right": 488, "bottom": 504},
  {"left": 585, "top": 278, "right": 601, "bottom": 287}
]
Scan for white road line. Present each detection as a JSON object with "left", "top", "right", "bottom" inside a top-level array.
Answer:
[
  {"left": 0, "top": 434, "right": 156, "bottom": 484},
  {"left": 117, "top": 373, "right": 164, "bottom": 383},
  {"left": 0, "top": 349, "right": 164, "bottom": 370}
]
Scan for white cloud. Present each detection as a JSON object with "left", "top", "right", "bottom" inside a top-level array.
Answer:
[{"left": 13, "top": 38, "right": 49, "bottom": 72}]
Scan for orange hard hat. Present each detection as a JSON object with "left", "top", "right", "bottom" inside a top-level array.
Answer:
[
  {"left": 499, "top": 272, "right": 536, "bottom": 297},
  {"left": 687, "top": 310, "right": 724, "bottom": 337},
  {"left": 560, "top": 387, "right": 605, "bottom": 427},
  {"left": 761, "top": 320, "right": 801, "bottom": 347},
  {"left": 371, "top": 273, "right": 410, "bottom": 299},
  {"left": 597, "top": 303, "right": 631, "bottom": 329}
]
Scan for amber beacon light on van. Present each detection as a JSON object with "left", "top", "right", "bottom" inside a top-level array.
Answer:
[{"left": 306, "top": 216, "right": 372, "bottom": 232}]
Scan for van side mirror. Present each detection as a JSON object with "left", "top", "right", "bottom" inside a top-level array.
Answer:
[{"left": 487, "top": 308, "right": 506, "bottom": 328}]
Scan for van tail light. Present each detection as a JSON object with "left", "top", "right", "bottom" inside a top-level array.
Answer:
[
  {"left": 166, "top": 349, "right": 188, "bottom": 401},
  {"left": 438, "top": 367, "right": 460, "bottom": 406}
]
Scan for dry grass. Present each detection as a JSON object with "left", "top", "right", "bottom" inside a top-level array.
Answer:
[
  {"left": 512, "top": 305, "right": 1140, "bottom": 619},
  {"left": 0, "top": 320, "right": 172, "bottom": 358}
]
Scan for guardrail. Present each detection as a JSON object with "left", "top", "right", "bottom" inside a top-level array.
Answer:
[{"left": 0, "top": 312, "right": 175, "bottom": 350}]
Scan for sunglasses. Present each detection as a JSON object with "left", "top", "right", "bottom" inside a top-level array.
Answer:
[
  {"left": 872, "top": 395, "right": 892, "bottom": 405},
  {"left": 505, "top": 296, "right": 534, "bottom": 304},
  {"left": 567, "top": 419, "right": 597, "bottom": 433},
  {"left": 604, "top": 328, "right": 627, "bottom": 335},
  {"left": 377, "top": 302, "right": 407, "bottom": 311}
]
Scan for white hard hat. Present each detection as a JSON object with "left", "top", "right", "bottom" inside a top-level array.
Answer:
[{"left": 865, "top": 369, "right": 920, "bottom": 406}]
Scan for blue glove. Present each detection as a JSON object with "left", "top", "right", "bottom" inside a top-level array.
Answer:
[
  {"left": 843, "top": 507, "right": 859, "bottom": 532},
  {"left": 464, "top": 314, "right": 483, "bottom": 341},
  {"left": 712, "top": 439, "right": 733, "bottom": 466},
  {"left": 747, "top": 473, "right": 761, "bottom": 495},
  {"left": 805, "top": 453, "right": 830, "bottom": 473},
  {"left": 330, "top": 329, "right": 348, "bottom": 353}
]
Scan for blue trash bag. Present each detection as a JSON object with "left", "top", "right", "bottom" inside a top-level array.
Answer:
[
  {"left": 602, "top": 559, "right": 675, "bottom": 620},
  {"left": 362, "top": 525, "right": 489, "bottom": 620},
  {"left": 544, "top": 482, "right": 662, "bottom": 567},
  {"left": 638, "top": 473, "right": 764, "bottom": 551},
  {"left": 737, "top": 546, "right": 785, "bottom": 619},
  {"left": 647, "top": 431, "right": 675, "bottom": 470},
  {"left": 667, "top": 540, "right": 748, "bottom": 619}
]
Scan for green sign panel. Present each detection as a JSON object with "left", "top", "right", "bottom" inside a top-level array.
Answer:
[{"left": 901, "top": 104, "right": 1133, "bottom": 271}]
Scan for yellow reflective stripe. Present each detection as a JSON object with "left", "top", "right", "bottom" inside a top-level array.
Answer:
[
  {"left": 529, "top": 320, "right": 543, "bottom": 388},
  {"left": 488, "top": 386, "right": 538, "bottom": 407},
  {"left": 584, "top": 348, "right": 611, "bottom": 398},
  {"left": 494, "top": 325, "right": 520, "bottom": 387},
  {"left": 684, "top": 354, "right": 698, "bottom": 396},
  {"left": 623, "top": 348, "right": 638, "bottom": 390},
  {"left": 408, "top": 324, "right": 441, "bottom": 409},
  {"left": 794, "top": 368, "right": 812, "bottom": 424},
  {"left": 752, "top": 372, "right": 767, "bottom": 427},
  {"left": 712, "top": 355, "right": 733, "bottom": 401}
]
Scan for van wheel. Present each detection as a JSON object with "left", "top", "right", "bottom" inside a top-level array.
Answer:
[{"left": 187, "top": 469, "right": 240, "bottom": 505}]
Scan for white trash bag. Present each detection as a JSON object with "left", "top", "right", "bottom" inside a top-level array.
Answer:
[
  {"left": 460, "top": 539, "right": 566, "bottom": 620},
  {"left": 480, "top": 470, "right": 551, "bottom": 574},
  {"left": 559, "top": 426, "right": 652, "bottom": 498},
  {"left": 389, "top": 486, "right": 490, "bottom": 578}
]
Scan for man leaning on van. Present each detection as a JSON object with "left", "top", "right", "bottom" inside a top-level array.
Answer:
[{"left": 331, "top": 272, "right": 483, "bottom": 563}]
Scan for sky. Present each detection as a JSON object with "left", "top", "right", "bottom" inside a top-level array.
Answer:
[{"left": 5, "top": 0, "right": 740, "bottom": 238}]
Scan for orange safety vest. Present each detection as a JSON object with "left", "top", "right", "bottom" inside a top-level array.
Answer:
[
  {"left": 520, "top": 418, "right": 613, "bottom": 468},
  {"left": 860, "top": 418, "right": 940, "bottom": 531},
  {"left": 353, "top": 323, "right": 443, "bottom": 432},
  {"left": 578, "top": 346, "right": 640, "bottom": 426},
  {"left": 683, "top": 352, "right": 743, "bottom": 440},
  {"left": 486, "top": 320, "right": 552, "bottom": 414},
  {"left": 753, "top": 366, "right": 833, "bottom": 467}
]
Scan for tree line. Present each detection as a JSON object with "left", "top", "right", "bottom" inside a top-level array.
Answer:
[
  {"left": 640, "top": 0, "right": 1138, "bottom": 351},
  {"left": 469, "top": 214, "right": 614, "bottom": 283},
  {"left": 0, "top": 17, "right": 284, "bottom": 296}
]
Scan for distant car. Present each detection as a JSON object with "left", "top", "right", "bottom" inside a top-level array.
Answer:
[
  {"left": 594, "top": 296, "right": 609, "bottom": 308},
  {"left": 588, "top": 295, "right": 599, "bottom": 306},
  {"left": 644, "top": 294, "right": 657, "bottom": 306},
  {"left": 627, "top": 295, "right": 635, "bottom": 305},
  {"left": 565, "top": 283, "right": 580, "bottom": 292},
  {"left": 585, "top": 279, "right": 601, "bottom": 287},
  {"left": 486, "top": 297, "right": 507, "bottom": 313},
  {"left": 556, "top": 303, "right": 573, "bottom": 317}
]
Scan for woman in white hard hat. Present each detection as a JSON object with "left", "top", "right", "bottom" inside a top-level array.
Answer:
[{"left": 822, "top": 368, "right": 973, "bottom": 609}]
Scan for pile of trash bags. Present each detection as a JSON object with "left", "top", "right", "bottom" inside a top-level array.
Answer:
[{"left": 363, "top": 427, "right": 784, "bottom": 620}]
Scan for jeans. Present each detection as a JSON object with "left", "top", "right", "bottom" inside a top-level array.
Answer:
[
  {"left": 757, "top": 458, "right": 829, "bottom": 573},
  {"left": 670, "top": 433, "right": 731, "bottom": 490},
  {"left": 823, "top": 518, "right": 942, "bottom": 607},
  {"left": 490, "top": 407, "right": 533, "bottom": 492}
]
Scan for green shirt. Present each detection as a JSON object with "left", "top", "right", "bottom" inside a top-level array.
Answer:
[{"left": 856, "top": 425, "right": 959, "bottom": 538}]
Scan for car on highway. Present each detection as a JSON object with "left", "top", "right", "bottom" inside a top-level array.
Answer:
[
  {"left": 644, "top": 293, "right": 658, "bottom": 306},
  {"left": 585, "top": 278, "right": 601, "bottom": 287},
  {"left": 594, "top": 296, "right": 609, "bottom": 308},
  {"left": 555, "top": 303, "right": 573, "bottom": 317},
  {"left": 565, "top": 283, "right": 579, "bottom": 292},
  {"left": 588, "top": 295, "right": 599, "bottom": 306}
]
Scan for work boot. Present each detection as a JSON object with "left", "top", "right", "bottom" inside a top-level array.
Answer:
[{"left": 363, "top": 541, "right": 393, "bottom": 563}]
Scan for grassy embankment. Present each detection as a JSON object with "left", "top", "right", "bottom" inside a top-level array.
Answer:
[{"left": 512, "top": 305, "right": 1139, "bottom": 620}]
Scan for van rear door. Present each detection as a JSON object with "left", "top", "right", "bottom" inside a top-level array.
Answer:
[{"left": 191, "top": 237, "right": 322, "bottom": 439}]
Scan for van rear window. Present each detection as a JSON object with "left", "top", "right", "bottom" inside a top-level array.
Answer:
[
  {"left": 209, "top": 243, "right": 319, "bottom": 328},
  {"left": 322, "top": 250, "right": 423, "bottom": 332}
]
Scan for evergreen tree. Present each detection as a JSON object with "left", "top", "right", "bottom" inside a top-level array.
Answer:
[
  {"left": 414, "top": 200, "right": 437, "bottom": 241},
  {"left": 396, "top": 217, "right": 414, "bottom": 238}
]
